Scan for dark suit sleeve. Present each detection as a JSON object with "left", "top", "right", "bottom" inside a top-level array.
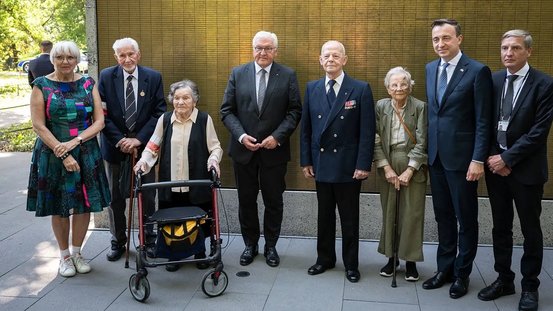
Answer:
[
  {"left": 472, "top": 65, "right": 493, "bottom": 162},
  {"left": 135, "top": 74, "right": 166, "bottom": 145},
  {"left": 356, "top": 83, "right": 376, "bottom": 171},
  {"left": 270, "top": 71, "right": 302, "bottom": 143},
  {"left": 220, "top": 69, "right": 246, "bottom": 141},
  {"left": 98, "top": 70, "right": 126, "bottom": 147},
  {"left": 300, "top": 83, "right": 313, "bottom": 167},
  {"left": 502, "top": 78, "right": 553, "bottom": 167},
  {"left": 27, "top": 69, "right": 35, "bottom": 87}
]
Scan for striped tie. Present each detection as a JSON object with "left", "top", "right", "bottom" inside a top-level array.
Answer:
[
  {"left": 125, "top": 76, "right": 136, "bottom": 131},
  {"left": 437, "top": 62, "right": 449, "bottom": 105},
  {"left": 258, "top": 69, "right": 267, "bottom": 110}
]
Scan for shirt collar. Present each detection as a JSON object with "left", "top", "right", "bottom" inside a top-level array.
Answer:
[
  {"left": 441, "top": 51, "right": 463, "bottom": 67},
  {"left": 255, "top": 62, "right": 273, "bottom": 74},
  {"left": 508, "top": 62, "right": 530, "bottom": 78},
  {"left": 325, "top": 71, "right": 345, "bottom": 86},
  {"left": 171, "top": 107, "right": 198, "bottom": 124},
  {"left": 123, "top": 67, "right": 138, "bottom": 81}
]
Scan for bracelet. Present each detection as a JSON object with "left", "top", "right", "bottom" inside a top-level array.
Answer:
[
  {"left": 77, "top": 136, "right": 83, "bottom": 145},
  {"left": 60, "top": 153, "right": 70, "bottom": 160}
]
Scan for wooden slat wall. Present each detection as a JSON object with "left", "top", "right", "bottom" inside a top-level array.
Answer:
[{"left": 96, "top": 0, "right": 553, "bottom": 198}]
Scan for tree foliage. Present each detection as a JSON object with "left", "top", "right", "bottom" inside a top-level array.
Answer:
[{"left": 0, "top": 0, "right": 86, "bottom": 69}]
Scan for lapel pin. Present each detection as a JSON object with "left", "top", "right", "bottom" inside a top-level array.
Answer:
[
  {"left": 460, "top": 68, "right": 465, "bottom": 72},
  {"left": 140, "top": 91, "right": 145, "bottom": 97}
]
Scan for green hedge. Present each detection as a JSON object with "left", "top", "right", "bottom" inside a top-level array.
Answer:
[{"left": 0, "top": 121, "right": 36, "bottom": 152}]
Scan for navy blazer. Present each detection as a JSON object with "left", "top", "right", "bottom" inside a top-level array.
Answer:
[
  {"left": 489, "top": 67, "right": 553, "bottom": 185},
  {"left": 300, "top": 73, "right": 375, "bottom": 183},
  {"left": 220, "top": 61, "right": 302, "bottom": 166},
  {"left": 426, "top": 54, "right": 493, "bottom": 171},
  {"left": 99, "top": 65, "right": 166, "bottom": 163},
  {"left": 28, "top": 54, "right": 54, "bottom": 86}
]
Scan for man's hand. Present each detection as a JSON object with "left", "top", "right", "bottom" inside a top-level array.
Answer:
[
  {"left": 353, "top": 169, "right": 369, "bottom": 180},
  {"left": 241, "top": 135, "right": 261, "bottom": 151},
  {"left": 495, "top": 166, "right": 512, "bottom": 176},
  {"left": 260, "top": 135, "right": 279, "bottom": 149},
  {"left": 302, "top": 165, "right": 315, "bottom": 178},
  {"left": 487, "top": 154, "right": 507, "bottom": 173},
  {"left": 466, "top": 161, "right": 484, "bottom": 181},
  {"left": 119, "top": 138, "right": 141, "bottom": 154}
]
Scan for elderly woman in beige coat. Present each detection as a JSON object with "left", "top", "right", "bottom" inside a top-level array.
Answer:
[{"left": 374, "top": 67, "right": 428, "bottom": 281}]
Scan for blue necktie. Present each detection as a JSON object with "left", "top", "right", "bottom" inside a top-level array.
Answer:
[
  {"left": 437, "top": 62, "right": 449, "bottom": 105},
  {"left": 327, "top": 79, "right": 336, "bottom": 108}
]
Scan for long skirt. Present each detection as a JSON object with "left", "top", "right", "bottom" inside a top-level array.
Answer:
[{"left": 377, "top": 149, "right": 426, "bottom": 262}]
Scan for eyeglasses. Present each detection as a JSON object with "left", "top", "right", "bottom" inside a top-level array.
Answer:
[
  {"left": 54, "top": 55, "right": 78, "bottom": 62},
  {"left": 254, "top": 46, "right": 276, "bottom": 53},
  {"left": 389, "top": 83, "right": 409, "bottom": 91}
]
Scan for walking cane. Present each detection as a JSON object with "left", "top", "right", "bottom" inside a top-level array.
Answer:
[
  {"left": 391, "top": 186, "right": 401, "bottom": 288},
  {"left": 124, "top": 154, "right": 137, "bottom": 268}
]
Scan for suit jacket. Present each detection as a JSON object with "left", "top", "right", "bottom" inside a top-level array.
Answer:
[
  {"left": 489, "top": 67, "right": 553, "bottom": 185},
  {"left": 426, "top": 54, "right": 493, "bottom": 171},
  {"left": 373, "top": 96, "right": 428, "bottom": 183},
  {"left": 220, "top": 61, "right": 302, "bottom": 165},
  {"left": 99, "top": 65, "right": 166, "bottom": 163},
  {"left": 28, "top": 54, "right": 54, "bottom": 86},
  {"left": 300, "top": 73, "right": 375, "bottom": 183}
]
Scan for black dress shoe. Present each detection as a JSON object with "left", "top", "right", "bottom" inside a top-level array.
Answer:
[
  {"left": 165, "top": 263, "right": 181, "bottom": 272},
  {"left": 106, "top": 245, "right": 125, "bottom": 262},
  {"left": 422, "top": 272, "right": 451, "bottom": 289},
  {"left": 449, "top": 277, "right": 469, "bottom": 299},
  {"left": 239, "top": 245, "right": 258, "bottom": 266},
  {"left": 477, "top": 279, "right": 515, "bottom": 301},
  {"left": 346, "top": 269, "right": 361, "bottom": 283},
  {"left": 519, "top": 291, "right": 539, "bottom": 311},
  {"left": 195, "top": 252, "right": 210, "bottom": 270},
  {"left": 264, "top": 246, "right": 280, "bottom": 267},
  {"left": 307, "top": 264, "right": 334, "bottom": 275}
]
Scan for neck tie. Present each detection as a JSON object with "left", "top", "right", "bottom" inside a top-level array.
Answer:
[
  {"left": 437, "top": 62, "right": 449, "bottom": 105},
  {"left": 327, "top": 79, "right": 337, "bottom": 108},
  {"left": 258, "top": 69, "right": 267, "bottom": 110},
  {"left": 125, "top": 76, "right": 136, "bottom": 132},
  {"left": 497, "top": 74, "right": 518, "bottom": 147}
]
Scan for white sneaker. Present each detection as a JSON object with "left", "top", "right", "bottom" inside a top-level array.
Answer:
[
  {"left": 59, "top": 257, "right": 76, "bottom": 277},
  {"left": 72, "top": 254, "right": 91, "bottom": 274}
]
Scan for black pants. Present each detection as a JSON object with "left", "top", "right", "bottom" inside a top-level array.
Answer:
[
  {"left": 106, "top": 161, "right": 156, "bottom": 246},
  {"left": 485, "top": 170, "right": 543, "bottom": 291},
  {"left": 315, "top": 180, "right": 361, "bottom": 270},
  {"left": 233, "top": 156, "right": 287, "bottom": 248}
]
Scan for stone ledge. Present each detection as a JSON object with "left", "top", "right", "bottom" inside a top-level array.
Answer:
[{"left": 94, "top": 189, "right": 553, "bottom": 246}]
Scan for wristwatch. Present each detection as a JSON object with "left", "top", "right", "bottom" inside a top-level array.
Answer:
[{"left": 77, "top": 136, "right": 83, "bottom": 145}]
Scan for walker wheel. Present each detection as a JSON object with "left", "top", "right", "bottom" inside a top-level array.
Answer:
[
  {"left": 129, "top": 273, "right": 150, "bottom": 302},
  {"left": 201, "top": 269, "right": 228, "bottom": 297}
]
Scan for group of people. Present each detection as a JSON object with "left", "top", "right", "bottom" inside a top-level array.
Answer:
[{"left": 25, "top": 17, "right": 552, "bottom": 311}]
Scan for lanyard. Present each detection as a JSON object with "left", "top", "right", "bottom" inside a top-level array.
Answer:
[{"left": 499, "top": 71, "right": 529, "bottom": 120}]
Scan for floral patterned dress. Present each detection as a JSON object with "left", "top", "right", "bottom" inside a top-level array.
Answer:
[{"left": 27, "top": 76, "right": 111, "bottom": 217}]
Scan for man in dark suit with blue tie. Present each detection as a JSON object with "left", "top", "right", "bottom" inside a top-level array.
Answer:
[
  {"left": 300, "top": 40, "right": 375, "bottom": 283},
  {"left": 422, "top": 19, "right": 493, "bottom": 298},
  {"left": 220, "top": 31, "right": 302, "bottom": 268},
  {"left": 99, "top": 38, "right": 166, "bottom": 261},
  {"left": 27, "top": 40, "right": 54, "bottom": 86},
  {"left": 477, "top": 30, "right": 553, "bottom": 311}
]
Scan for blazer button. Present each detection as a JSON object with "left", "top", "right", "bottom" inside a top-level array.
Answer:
[
  {"left": 340, "top": 116, "right": 344, "bottom": 119},
  {"left": 320, "top": 148, "right": 324, "bottom": 152},
  {"left": 333, "top": 134, "right": 337, "bottom": 138},
  {"left": 318, "top": 114, "right": 322, "bottom": 119},
  {"left": 333, "top": 149, "right": 337, "bottom": 153}
]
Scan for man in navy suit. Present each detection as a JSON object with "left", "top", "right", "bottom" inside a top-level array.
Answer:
[
  {"left": 99, "top": 38, "right": 166, "bottom": 261},
  {"left": 27, "top": 40, "right": 54, "bottom": 86},
  {"left": 300, "top": 40, "right": 375, "bottom": 283},
  {"left": 220, "top": 31, "right": 301, "bottom": 267},
  {"left": 422, "top": 19, "right": 493, "bottom": 298},
  {"left": 477, "top": 30, "right": 553, "bottom": 311}
]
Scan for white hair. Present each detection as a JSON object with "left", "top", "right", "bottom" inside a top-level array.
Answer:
[
  {"left": 112, "top": 37, "right": 140, "bottom": 54},
  {"left": 252, "top": 31, "right": 278, "bottom": 48},
  {"left": 50, "top": 41, "right": 80, "bottom": 64},
  {"left": 384, "top": 66, "right": 415, "bottom": 91}
]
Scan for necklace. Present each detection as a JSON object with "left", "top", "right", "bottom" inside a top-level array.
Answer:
[{"left": 54, "top": 71, "right": 75, "bottom": 82}]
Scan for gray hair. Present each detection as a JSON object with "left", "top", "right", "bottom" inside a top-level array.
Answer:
[
  {"left": 252, "top": 31, "right": 278, "bottom": 48},
  {"left": 50, "top": 41, "right": 80, "bottom": 63},
  {"left": 112, "top": 37, "right": 140, "bottom": 54},
  {"left": 321, "top": 40, "right": 346, "bottom": 55},
  {"left": 502, "top": 29, "right": 533, "bottom": 48},
  {"left": 167, "top": 80, "right": 200, "bottom": 104},
  {"left": 384, "top": 66, "right": 415, "bottom": 91}
]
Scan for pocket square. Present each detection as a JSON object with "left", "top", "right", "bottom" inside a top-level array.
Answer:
[{"left": 344, "top": 100, "right": 357, "bottom": 109}]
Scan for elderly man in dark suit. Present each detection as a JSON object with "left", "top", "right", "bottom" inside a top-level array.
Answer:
[
  {"left": 27, "top": 40, "right": 54, "bottom": 86},
  {"left": 99, "top": 37, "right": 166, "bottom": 261},
  {"left": 422, "top": 19, "right": 493, "bottom": 299},
  {"left": 477, "top": 30, "right": 553, "bottom": 311},
  {"left": 220, "top": 31, "right": 301, "bottom": 268},
  {"left": 300, "top": 40, "right": 375, "bottom": 283}
]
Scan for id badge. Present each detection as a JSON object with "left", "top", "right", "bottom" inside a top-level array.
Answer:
[{"left": 497, "top": 120, "right": 509, "bottom": 131}]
